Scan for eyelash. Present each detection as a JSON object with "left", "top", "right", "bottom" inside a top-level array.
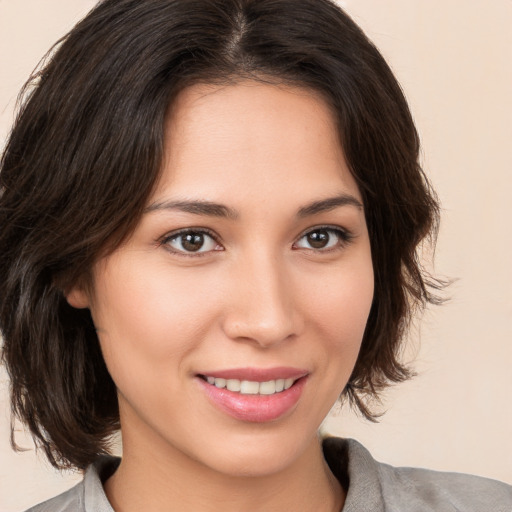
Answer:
[
  {"left": 160, "top": 228, "right": 223, "bottom": 257},
  {"left": 293, "top": 225, "right": 354, "bottom": 252},
  {"left": 159, "top": 225, "right": 354, "bottom": 257}
]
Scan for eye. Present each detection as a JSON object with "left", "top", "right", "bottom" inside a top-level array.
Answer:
[
  {"left": 162, "top": 229, "right": 222, "bottom": 255},
  {"left": 294, "top": 227, "right": 352, "bottom": 251}
]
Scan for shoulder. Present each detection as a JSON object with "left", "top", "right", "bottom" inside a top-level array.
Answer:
[
  {"left": 323, "top": 436, "right": 512, "bottom": 512},
  {"left": 24, "top": 481, "right": 84, "bottom": 512},
  {"left": 24, "top": 456, "right": 120, "bottom": 512},
  {"left": 378, "top": 459, "right": 512, "bottom": 512}
]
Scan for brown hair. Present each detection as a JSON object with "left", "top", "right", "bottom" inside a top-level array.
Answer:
[{"left": 0, "top": 0, "right": 441, "bottom": 470}]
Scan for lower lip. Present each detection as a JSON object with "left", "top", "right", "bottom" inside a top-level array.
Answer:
[{"left": 197, "top": 377, "right": 307, "bottom": 423}]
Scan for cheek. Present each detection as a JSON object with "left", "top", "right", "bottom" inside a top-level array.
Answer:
[
  {"left": 302, "top": 255, "right": 374, "bottom": 344},
  {"left": 89, "top": 257, "right": 222, "bottom": 383},
  {"left": 298, "top": 251, "right": 374, "bottom": 394}
]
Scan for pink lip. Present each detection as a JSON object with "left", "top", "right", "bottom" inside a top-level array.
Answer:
[
  {"left": 196, "top": 367, "right": 309, "bottom": 423},
  {"left": 198, "top": 366, "right": 308, "bottom": 381}
]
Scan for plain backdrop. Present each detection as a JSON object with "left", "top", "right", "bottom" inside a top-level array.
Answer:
[{"left": 1, "top": 1, "right": 511, "bottom": 510}]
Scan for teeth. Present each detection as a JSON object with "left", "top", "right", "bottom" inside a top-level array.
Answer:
[
  {"left": 259, "top": 380, "right": 276, "bottom": 395},
  {"left": 207, "top": 377, "right": 297, "bottom": 395},
  {"left": 226, "top": 379, "right": 241, "bottom": 392},
  {"left": 214, "top": 378, "right": 226, "bottom": 388},
  {"left": 240, "top": 380, "right": 260, "bottom": 394},
  {"left": 284, "top": 378, "right": 294, "bottom": 390}
]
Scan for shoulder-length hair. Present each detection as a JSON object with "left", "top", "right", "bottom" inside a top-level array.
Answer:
[{"left": 0, "top": 0, "right": 441, "bottom": 470}]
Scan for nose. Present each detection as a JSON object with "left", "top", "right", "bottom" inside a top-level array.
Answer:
[{"left": 221, "top": 252, "right": 303, "bottom": 348}]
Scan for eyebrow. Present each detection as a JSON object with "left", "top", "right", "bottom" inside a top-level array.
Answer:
[
  {"left": 297, "top": 194, "right": 363, "bottom": 217},
  {"left": 144, "top": 193, "right": 363, "bottom": 219},
  {"left": 145, "top": 199, "right": 239, "bottom": 219}
]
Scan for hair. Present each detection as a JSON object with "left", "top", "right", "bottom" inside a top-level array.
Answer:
[{"left": 0, "top": 0, "right": 442, "bottom": 470}]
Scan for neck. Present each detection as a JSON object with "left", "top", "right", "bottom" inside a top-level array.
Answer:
[{"left": 105, "top": 425, "right": 344, "bottom": 512}]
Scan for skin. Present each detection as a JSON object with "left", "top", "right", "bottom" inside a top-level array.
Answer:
[{"left": 68, "top": 81, "right": 374, "bottom": 512}]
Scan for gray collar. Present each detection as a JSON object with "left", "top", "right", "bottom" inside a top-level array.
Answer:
[{"left": 80, "top": 438, "right": 382, "bottom": 512}]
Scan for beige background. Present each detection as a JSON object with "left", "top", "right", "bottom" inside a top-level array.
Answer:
[{"left": 1, "top": 0, "right": 511, "bottom": 510}]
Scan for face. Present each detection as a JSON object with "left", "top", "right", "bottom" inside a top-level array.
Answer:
[{"left": 69, "top": 81, "right": 374, "bottom": 478}]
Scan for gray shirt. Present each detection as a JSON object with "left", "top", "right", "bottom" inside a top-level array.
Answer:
[{"left": 25, "top": 437, "right": 512, "bottom": 511}]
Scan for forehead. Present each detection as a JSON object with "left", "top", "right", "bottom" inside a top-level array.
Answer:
[{"left": 154, "top": 81, "right": 360, "bottom": 205}]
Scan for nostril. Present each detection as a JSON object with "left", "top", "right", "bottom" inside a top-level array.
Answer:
[{"left": 221, "top": 311, "right": 301, "bottom": 348}]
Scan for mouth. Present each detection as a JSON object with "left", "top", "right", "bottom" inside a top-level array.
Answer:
[
  {"left": 196, "top": 368, "right": 309, "bottom": 423},
  {"left": 198, "top": 375, "right": 297, "bottom": 396}
]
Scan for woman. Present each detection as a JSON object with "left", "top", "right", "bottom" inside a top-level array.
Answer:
[{"left": 0, "top": 0, "right": 510, "bottom": 510}]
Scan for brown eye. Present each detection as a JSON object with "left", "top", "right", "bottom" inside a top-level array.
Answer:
[
  {"left": 294, "top": 227, "right": 351, "bottom": 251},
  {"left": 165, "top": 230, "right": 219, "bottom": 254},
  {"left": 181, "top": 232, "right": 205, "bottom": 252},
  {"left": 306, "top": 230, "right": 330, "bottom": 249}
]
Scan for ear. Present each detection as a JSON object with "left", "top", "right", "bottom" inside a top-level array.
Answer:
[{"left": 66, "top": 285, "right": 90, "bottom": 309}]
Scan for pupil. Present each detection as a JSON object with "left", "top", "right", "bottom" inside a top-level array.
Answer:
[
  {"left": 182, "top": 233, "right": 204, "bottom": 251},
  {"left": 307, "top": 230, "right": 329, "bottom": 249}
]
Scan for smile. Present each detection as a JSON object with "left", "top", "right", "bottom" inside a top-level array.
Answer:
[
  {"left": 202, "top": 376, "right": 296, "bottom": 395},
  {"left": 197, "top": 368, "right": 309, "bottom": 422}
]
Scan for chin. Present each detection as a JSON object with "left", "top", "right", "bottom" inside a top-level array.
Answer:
[{"left": 187, "top": 426, "right": 320, "bottom": 479}]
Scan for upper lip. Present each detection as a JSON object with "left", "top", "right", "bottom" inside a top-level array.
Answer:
[{"left": 197, "top": 367, "right": 309, "bottom": 382}]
